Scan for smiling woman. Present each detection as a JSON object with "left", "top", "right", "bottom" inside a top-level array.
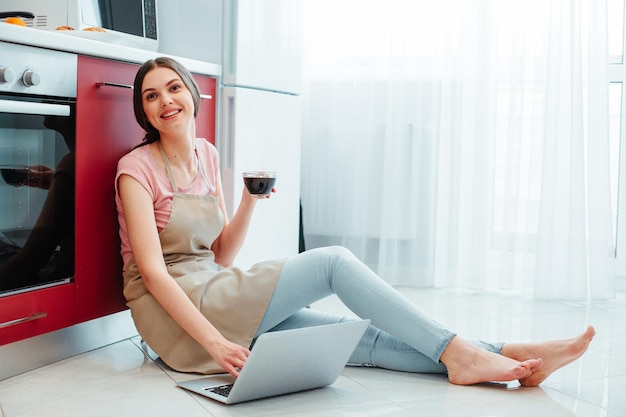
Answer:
[{"left": 300, "top": 0, "right": 616, "bottom": 300}]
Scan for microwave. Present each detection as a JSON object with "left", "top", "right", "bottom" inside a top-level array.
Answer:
[{"left": 0, "top": 0, "right": 158, "bottom": 51}]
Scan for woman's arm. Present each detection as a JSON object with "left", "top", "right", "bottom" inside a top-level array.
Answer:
[
  {"left": 118, "top": 174, "right": 249, "bottom": 377},
  {"left": 210, "top": 177, "right": 268, "bottom": 267}
]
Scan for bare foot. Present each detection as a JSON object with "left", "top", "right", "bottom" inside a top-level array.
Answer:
[
  {"left": 440, "top": 336, "right": 543, "bottom": 385},
  {"left": 502, "top": 326, "right": 596, "bottom": 387}
]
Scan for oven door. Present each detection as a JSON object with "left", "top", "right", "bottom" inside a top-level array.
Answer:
[{"left": 0, "top": 96, "right": 76, "bottom": 296}]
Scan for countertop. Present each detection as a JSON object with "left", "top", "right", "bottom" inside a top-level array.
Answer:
[{"left": 0, "top": 23, "right": 221, "bottom": 77}]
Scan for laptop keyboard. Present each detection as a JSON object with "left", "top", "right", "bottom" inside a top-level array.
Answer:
[{"left": 205, "top": 384, "right": 233, "bottom": 397}]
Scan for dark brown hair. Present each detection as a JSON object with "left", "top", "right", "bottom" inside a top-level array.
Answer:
[{"left": 132, "top": 57, "right": 201, "bottom": 146}]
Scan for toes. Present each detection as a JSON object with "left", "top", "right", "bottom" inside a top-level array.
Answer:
[
  {"left": 584, "top": 326, "right": 596, "bottom": 341},
  {"left": 527, "top": 358, "right": 543, "bottom": 372},
  {"left": 514, "top": 363, "right": 534, "bottom": 379},
  {"left": 516, "top": 358, "right": 543, "bottom": 379}
]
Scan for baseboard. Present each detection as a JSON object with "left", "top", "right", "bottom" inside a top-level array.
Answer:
[{"left": 0, "top": 310, "right": 137, "bottom": 381}]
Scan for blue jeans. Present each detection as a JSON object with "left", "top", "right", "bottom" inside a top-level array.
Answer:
[{"left": 254, "top": 246, "right": 502, "bottom": 374}]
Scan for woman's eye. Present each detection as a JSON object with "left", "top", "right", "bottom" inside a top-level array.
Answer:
[
  {"left": 171, "top": 85, "right": 181, "bottom": 92},
  {"left": 145, "top": 93, "right": 157, "bottom": 100}
]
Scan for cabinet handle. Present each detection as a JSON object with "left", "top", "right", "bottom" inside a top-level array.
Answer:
[
  {"left": 0, "top": 312, "right": 48, "bottom": 329},
  {"left": 96, "top": 82, "right": 134, "bottom": 90},
  {"left": 96, "top": 82, "right": 213, "bottom": 100}
]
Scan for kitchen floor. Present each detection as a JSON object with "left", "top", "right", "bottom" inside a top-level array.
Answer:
[{"left": 0, "top": 287, "right": 625, "bottom": 417}]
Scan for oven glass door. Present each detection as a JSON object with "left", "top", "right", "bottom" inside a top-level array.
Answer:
[{"left": 0, "top": 97, "right": 75, "bottom": 296}]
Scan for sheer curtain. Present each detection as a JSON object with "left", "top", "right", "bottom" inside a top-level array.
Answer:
[{"left": 300, "top": 0, "right": 615, "bottom": 300}]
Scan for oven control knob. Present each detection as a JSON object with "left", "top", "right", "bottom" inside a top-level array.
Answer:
[
  {"left": 22, "top": 70, "right": 40, "bottom": 87},
  {"left": 0, "top": 66, "right": 15, "bottom": 84}
]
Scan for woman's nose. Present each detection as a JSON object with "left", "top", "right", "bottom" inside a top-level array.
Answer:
[{"left": 160, "top": 93, "right": 172, "bottom": 105}]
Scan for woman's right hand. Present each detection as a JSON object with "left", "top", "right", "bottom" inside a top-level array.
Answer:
[{"left": 207, "top": 337, "right": 251, "bottom": 378}]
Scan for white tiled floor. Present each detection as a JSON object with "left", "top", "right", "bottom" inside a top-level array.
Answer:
[{"left": 1, "top": 287, "right": 625, "bottom": 417}]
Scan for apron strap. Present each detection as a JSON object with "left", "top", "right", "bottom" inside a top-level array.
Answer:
[
  {"left": 197, "top": 150, "right": 215, "bottom": 195},
  {"left": 159, "top": 143, "right": 179, "bottom": 191}
]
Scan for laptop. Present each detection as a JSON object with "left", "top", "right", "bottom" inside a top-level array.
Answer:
[{"left": 176, "top": 319, "right": 370, "bottom": 404}]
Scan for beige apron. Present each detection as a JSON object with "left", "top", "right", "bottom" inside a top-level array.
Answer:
[{"left": 123, "top": 144, "right": 282, "bottom": 374}]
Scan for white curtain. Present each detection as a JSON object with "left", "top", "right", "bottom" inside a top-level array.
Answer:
[{"left": 300, "top": 0, "right": 616, "bottom": 300}]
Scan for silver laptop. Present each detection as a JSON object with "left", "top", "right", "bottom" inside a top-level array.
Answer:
[{"left": 176, "top": 319, "right": 370, "bottom": 404}]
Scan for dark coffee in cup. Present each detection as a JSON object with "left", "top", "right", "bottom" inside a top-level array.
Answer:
[
  {"left": 1, "top": 166, "right": 29, "bottom": 187},
  {"left": 243, "top": 171, "right": 276, "bottom": 195}
]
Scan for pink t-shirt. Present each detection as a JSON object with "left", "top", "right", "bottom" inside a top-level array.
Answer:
[{"left": 115, "top": 138, "right": 221, "bottom": 269}]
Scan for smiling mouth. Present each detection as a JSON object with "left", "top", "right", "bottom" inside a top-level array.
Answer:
[{"left": 161, "top": 109, "right": 181, "bottom": 118}]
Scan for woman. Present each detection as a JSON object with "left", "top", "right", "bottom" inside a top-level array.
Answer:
[{"left": 115, "top": 57, "right": 595, "bottom": 387}]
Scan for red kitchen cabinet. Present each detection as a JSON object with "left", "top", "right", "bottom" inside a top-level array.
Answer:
[
  {"left": 75, "top": 56, "right": 144, "bottom": 323},
  {"left": 0, "top": 284, "right": 75, "bottom": 346},
  {"left": 194, "top": 74, "right": 217, "bottom": 144}
]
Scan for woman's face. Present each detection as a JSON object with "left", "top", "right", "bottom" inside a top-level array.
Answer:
[{"left": 140, "top": 66, "right": 195, "bottom": 135}]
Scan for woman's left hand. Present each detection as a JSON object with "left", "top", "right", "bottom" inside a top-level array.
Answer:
[
  {"left": 256, "top": 187, "right": 276, "bottom": 199},
  {"left": 245, "top": 187, "right": 277, "bottom": 200}
]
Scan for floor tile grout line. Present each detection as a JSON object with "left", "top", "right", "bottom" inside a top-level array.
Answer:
[
  {"left": 541, "top": 385, "right": 614, "bottom": 415},
  {"left": 341, "top": 371, "right": 425, "bottom": 407}
]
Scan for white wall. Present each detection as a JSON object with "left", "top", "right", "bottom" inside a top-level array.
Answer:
[{"left": 157, "top": 0, "right": 222, "bottom": 64}]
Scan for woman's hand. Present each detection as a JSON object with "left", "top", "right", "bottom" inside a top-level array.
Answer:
[
  {"left": 27, "top": 165, "right": 54, "bottom": 189},
  {"left": 245, "top": 187, "right": 277, "bottom": 200},
  {"left": 207, "top": 337, "right": 251, "bottom": 378}
]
